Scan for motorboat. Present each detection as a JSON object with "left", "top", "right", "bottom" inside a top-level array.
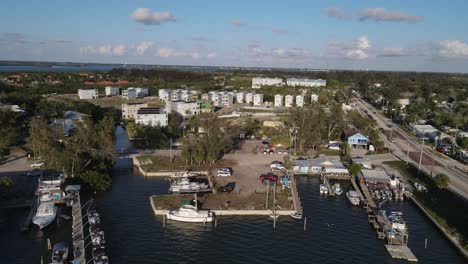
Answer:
[
  {"left": 50, "top": 242, "right": 69, "bottom": 264},
  {"left": 92, "top": 247, "right": 109, "bottom": 264},
  {"left": 166, "top": 205, "right": 213, "bottom": 223},
  {"left": 380, "top": 210, "right": 407, "bottom": 232},
  {"left": 169, "top": 178, "right": 210, "bottom": 193},
  {"left": 332, "top": 183, "right": 343, "bottom": 195},
  {"left": 290, "top": 212, "right": 303, "bottom": 219},
  {"left": 90, "top": 226, "right": 106, "bottom": 246},
  {"left": 88, "top": 211, "right": 101, "bottom": 226},
  {"left": 346, "top": 191, "right": 361, "bottom": 206},
  {"left": 414, "top": 182, "right": 427, "bottom": 192},
  {"left": 39, "top": 191, "right": 63, "bottom": 202},
  {"left": 33, "top": 201, "right": 57, "bottom": 229},
  {"left": 319, "top": 184, "right": 328, "bottom": 195}
]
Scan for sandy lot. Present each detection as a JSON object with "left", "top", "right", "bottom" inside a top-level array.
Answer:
[{"left": 211, "top": 140, "right": 288, "bottom": 197}]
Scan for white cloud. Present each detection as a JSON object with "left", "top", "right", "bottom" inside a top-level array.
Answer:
[
  {"left": 135, "top": 41, "right": 154, "bottom": 55},
  {"left": 438, "top": 40, "right": 468, "bottom": 58},
  {"left": 131, "top": 8, "right": 176, "bottom": 25},
  {"left": 207, "top": 52, "right": 217, "bottom": 59},
  {"left": 80, "top": 44, "right": 127, "bottom": 56},
  {"left": 156, "top": 48, "right": 204, "bottom": 60},
  {"left": 191, "top": 52, "right": 201, "bottom": 60},
  {"left": 354, "top": 36, "right": 371, "bottom": 50},
  {"left": 157, "top": 48, "right": 175, "bottom": 58},
  {"left": 359, "top": 8, "right": 424, "bottom": 23},
  {"left": 346, "top": 49, "right": 368, "bottom": 60},
  {"left": 231, "top": 19, "right": 247, "bottom": 27},
  {"left": 112, "top": 45, "right": 127, "bottom": 56},
  {"left": 326, "top": 36, "right": 372, "bottom": 60},
  {"left": 378, "top": 48, "right": 406, "bottom": 57}
]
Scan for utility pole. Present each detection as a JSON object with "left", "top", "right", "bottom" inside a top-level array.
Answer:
[
  {"left": 169, "top": 138, "right": 173, "bottom": 163},
  {"left": 431, "top": 137, "right": 437, "bottom": 176},
  {"left": 418, "top": 138, "right": 425, "bottom": 173},
  {"left": 406, "top": 139, "right": 410, "bottom": 164}
]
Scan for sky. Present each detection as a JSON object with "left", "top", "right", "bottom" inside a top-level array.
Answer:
[{"left": 0, "top": 0, "right": 467, "bottom": 72}]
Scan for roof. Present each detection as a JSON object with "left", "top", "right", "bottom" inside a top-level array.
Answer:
[
  {"left": 293, "top": 155, "right": 345, "bottom": 168},
  {"left": 358, "top": 169, "right": 390, "bottom": 183},
  {"left": 345, "top": 129, "right": 369, "bottom": 138},
  {"left": 64, "top": 111, "right": 89, "bottom": 120}
]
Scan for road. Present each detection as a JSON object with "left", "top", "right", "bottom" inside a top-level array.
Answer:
[{"left": 353, "top": 98, "right": 468, "bottom": 200}]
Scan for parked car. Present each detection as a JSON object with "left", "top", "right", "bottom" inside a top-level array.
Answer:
[
  {"left": 270, "top": 161, "right": 285, "bottom": 170},
  {"left": 328, "top": 144, "right": 340, "bottom": 150},
  {"left": 30, "top": 162, "right": 44, "bottom": 168},
  {"left": 218, "top": 182, "right": 236, "bottom": 192},
  {"left": 259, "top": 173, "right": 278, "bottom": 182},
  {"left": 217, "top": 168, "right": 232, "bottom": 177}
]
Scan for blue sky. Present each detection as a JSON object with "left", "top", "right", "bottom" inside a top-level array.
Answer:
[{"left": 0, "top": 0, "right": 467, "bottom": 72}]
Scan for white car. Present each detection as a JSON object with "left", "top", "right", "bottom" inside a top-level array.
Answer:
[
  {"left": 270, "top": 162, "right": 285, "bottom": 170},
  {"left": 30, "top": 162, "right": 44, "bottom": 168},
  {"left": 217, "top": 171, "right": 231, "bottom": 177}
]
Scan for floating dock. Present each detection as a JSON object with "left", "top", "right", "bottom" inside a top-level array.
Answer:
[
  {"left": 71, "top": 193, "right": 85, "bottom": 264},
  {"left": 385, "top": 245, "right": 418, "bottom": 262}
]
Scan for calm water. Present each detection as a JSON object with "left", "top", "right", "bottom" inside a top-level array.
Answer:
[{"left": 0, "top": 126, "right": 465, "bottom": 263}]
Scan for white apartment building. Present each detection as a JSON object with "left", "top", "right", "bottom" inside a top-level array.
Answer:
[
  {"left": 158, "top": 89, "right": 172, "bottom": 101},
  {"left": 78, "top": 89, "right": 98, "bottom": 99},
  {"left": 285, "top": 95, "right": 294, "bottom": 107},
  {"left": 171, "top": 90, "right": 182, "bottom": 101},
  {"left": 310, "top": 93, "right": 319, "bottom": 103},
  {"left": 253, "top": 94, "right": 264, "bottom": 106},
  {"left": 245, "top": 93, "right": 254, "bottom": 104},
  {"left": 252, "top": 77, "right": 284, "bottom": 88},
  {"left": 286, "top": 78, "right": 327, "bottom": 87},
  {"left": 166, "top": 101, "right": 200, "bottom": 117},
  {"left": 134, "top": 87, "right": 149, "bottom": 97},
  {"left": 122, "top": 88, "right": 137, "bottom": 100},
  {"left": 296, "top": 95, "right": 305, "bottom": 107},
  {"left": 135, "top": 108, "right": 168, "bottom": 127},
  {"left": 222, "top": 93, "right": 234, "bottom": 106},
  {"left": 211, "top": 93, "right": 222, "bottom": 106},
  {"left": 236, "top": 92, "right": 245, "bottom": 104},
  {"left": 105, "top": 86, "right": 119, "bottom": 96},
  {"left": 121, "top": 103, "right": 148, "bottom": 119},
  {"left": 274, "top": 94, "right": 283, "bottom": 107}
]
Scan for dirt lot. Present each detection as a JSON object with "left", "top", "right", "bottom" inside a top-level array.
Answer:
[{"left": 211, "top": 140, "right": 288, "bottom": 197}]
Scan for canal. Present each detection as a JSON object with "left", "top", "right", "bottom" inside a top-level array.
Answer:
[{"left": 0, "top": 126, "right": 465, "bottom": 263}]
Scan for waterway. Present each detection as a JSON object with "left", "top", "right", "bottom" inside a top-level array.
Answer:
[{"left": 0, "top": 126, "right": 465, "bottom": 263}]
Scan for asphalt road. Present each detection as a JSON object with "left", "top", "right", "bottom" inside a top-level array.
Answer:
[{"left": 353, "top": 98, "right": 468, "bottom": 200}]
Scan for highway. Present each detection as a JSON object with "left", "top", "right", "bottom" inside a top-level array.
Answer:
[{"left": 353, "top": 98, "right": 468, "bottom": 200}]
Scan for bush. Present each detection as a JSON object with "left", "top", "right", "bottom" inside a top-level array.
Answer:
[{"left": 81, "top": 171, "right": 111, "bottom": 192}]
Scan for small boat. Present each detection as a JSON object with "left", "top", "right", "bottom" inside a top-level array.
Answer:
[
  {"left": 33, "top": 201, "right": 57, "bottom": 229},
  {"left": 269, "top": 212, "right": 279, "bottom": 219},
  {"left": 290, "top": 212, "right": 303, "bottom": 219},
  {"left": 88, "top": 211, "right": 100, "bottom": 226},
  {"left": 332, "top": 183, "right": 343, "bottom": 195},
  {"left": 90, "top": 226, "right": 106, "bottom": 246},
  {"left": 319, "top": 184, "right": 328, "bottom": 195},
  {"left": 346, "top": 191, "right": 361, "bottom": 206},
  {"left": 414, "top": 182, "right": 427, "bottom": 192},
  {"left": 167, "top": 205, "right": 213, "bottom": 223},
  {"left": 50, "top": 242, "right": 69, "bottom": 264}
]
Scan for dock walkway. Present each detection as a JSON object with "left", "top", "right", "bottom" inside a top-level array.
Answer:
[
  {"left": 289, "top": 172, "right": 303, "bottom": 214},
  {"left": 72, "top": 193, "right": 85, "bottom": 264},
  {"left": 356, "top": 179, "right": 376, "bottom": 208}
]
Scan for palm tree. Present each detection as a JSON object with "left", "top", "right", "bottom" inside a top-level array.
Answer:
[{"left": 434, "top": 173, "right": 450, "bottom": 189}]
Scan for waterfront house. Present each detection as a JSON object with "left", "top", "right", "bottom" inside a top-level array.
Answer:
[
  {"left": 293, "top": 155, "right": 349, "bottom": 177},
  {"left": 357, "top": 169, "right": 391, "bottom": 188},
  {"left": 122, "top": 103, "right": 148, "bottom": 119},
  {"left": 345, "top": 130, "right": 369, "bottom": 149},
  {"left": 135, "top": 108, "right": 168, "bottom": 127}
]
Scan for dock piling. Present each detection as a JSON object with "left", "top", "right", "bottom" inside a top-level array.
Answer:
[
  {"left": 163, "top": 214, "right": 166, "bottom": 227},
  {"left": 304, "top": 217, "right": 307, "bottom": 231},
  {"left": 425, "top": 238, "right": 427, "bottom": 249},
  {"left": 214, "top": 218, "right": 217, "bottom": 228}
]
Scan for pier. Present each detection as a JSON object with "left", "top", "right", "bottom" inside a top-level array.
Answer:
[
  {"left": 356, "top": 178, "right": 376, "bottom": 208},
  {"left": 20, "top": 197, "right": 38, "bottom": 232},
  {"left": 71, "top": 193, "right": 85, "bottom": 264},
  {"left": 289, "top": 172, "right": 303, "bottom": 214}
]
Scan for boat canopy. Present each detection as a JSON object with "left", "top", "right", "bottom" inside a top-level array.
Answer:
[{"left": 65, "top": 185, "right": 81, "bottom": 192}]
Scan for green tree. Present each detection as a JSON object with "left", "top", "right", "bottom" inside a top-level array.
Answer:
[
  {"left": 0, "top": 176, "right": 13, "bottom": 188},
  {"left": 81, "top": 171, "right": 112, "bottom": 192},
  {"left": 348, "top": 163, "right": 362, "bottom": 176},
  {"left": 434, "top": 173, "right": 450, "bottom": 189},
  {"left": 283, "top": 155, "right": 292, "bottom": 169}
]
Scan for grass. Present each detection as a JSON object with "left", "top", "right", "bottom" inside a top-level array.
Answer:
[
  {"left": 383, "top": 160, "right": 468, "bottom": 249},
  {"left": 139, "top": 156, "right": 188, "bottom": 172},
  {"left": 317, "top": 148, "right": 341, "bottom": 156}
]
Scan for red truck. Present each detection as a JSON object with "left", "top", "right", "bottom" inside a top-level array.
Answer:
[{"left": 259, "top": 173, "right": 278, "bottom": 182}]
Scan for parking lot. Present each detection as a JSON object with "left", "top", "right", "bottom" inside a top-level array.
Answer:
[{"left": 211, "top": 140, "right": 287, "bottom": 197}]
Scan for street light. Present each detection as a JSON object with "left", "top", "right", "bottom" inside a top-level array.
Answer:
[{"left": 418, "top": 138, "right": 425, "bottom": 173}]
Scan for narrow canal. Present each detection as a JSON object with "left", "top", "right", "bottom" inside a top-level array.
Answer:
[{"left": 0, "top": 126, "right": 465, "bottom": 263}]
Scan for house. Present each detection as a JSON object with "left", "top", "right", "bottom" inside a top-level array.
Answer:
[
  {"left": 0, "top": 104, "right": 25, "bottom": 113},
  {"left": 236, "top": 92, "right": 245, "bottom": 104},
  {"left": 285, "top": 95, "right": 294, "bottom": 107},
  {"left": 122, "top": 88, "right": 137, "bottom": 100},
  {"left": 134, "top": 87, "right": 149, "bottom": 97},
  {"left": 122, "top": 103, "right": 148, "bottom": 119},
  {"left": 409, "top": 124, "right": 438, "bottom": 140},
  {"left": 245, "top": 93, "right": 254, "bottom": 105},
  {"left": 52, "top": 111, "right": 90, "bottom": 136},
  {"left": 286, "top": 78, "right": 326, "bottom": 87},
  {"left": 274, "top": 95, "right": 283, "bottom": 107},
  {"left": 295, "top": 95, "right": 305, "bottom": 107},
  {"left": 253, "top": 94, "right": 264, "bottom": 106},
  {"left": 310, "top": 94, "right": 319, "bottom": 103},
  {"left": 105, "top": 86, "right": 119, "bottom": 96},
  {"left": 78, "top": 89, "right": 98, "bottom": 99},
  {"left": 158, "top": 89, "right": 172, "bottom": 102},
  {"left": 345, "top": 130, "right": 369, "bottom": 149},
  {"left": 221, "top": 93, "right": 234, "bottom": 106},
  {"left": 293, "top": 155, "right": 349, "bottom": 177},
  {"left": 357, "top": 169, "right": 392, "bottom": 188},
  {"left": 135, "top": 108, "right": 168, "bottom": 127},
  {"left": 165, "top": 100, "right": 200, "bottom": 117},
  {"left": 252, "top": 77, "right": 283, "bottom": 88}
]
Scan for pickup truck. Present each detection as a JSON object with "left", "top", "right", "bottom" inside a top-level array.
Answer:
[{"left": 259, "top": 173, "right": 278, "bottom": 182}]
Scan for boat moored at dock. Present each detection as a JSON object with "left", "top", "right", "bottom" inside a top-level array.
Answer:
[
  {"left": 50, "top": 242, "right": 69, "bottom": 264},
  {"left": 346, "top": 191, "right": 361, "bottom": 206},
  {"left": 166, "top": 205, "right": 214, "bottom": 223},
  {"left": 319, "top": 184, "right": 328, "bottom": 195},
  {"left": 332, "top": 183, "right": 343, "bottom": 195},
  {"left": 32, "top": 201, "right": 57, "bottom": 229}
]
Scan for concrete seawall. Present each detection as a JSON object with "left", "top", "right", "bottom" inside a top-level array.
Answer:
[
  {"left": 149, "top": 195, "right": 296, "bottom": 216},
  {"left": 410, "top": 197, "right": 468, "bottom": 259}
]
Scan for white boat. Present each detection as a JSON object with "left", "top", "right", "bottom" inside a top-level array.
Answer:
[
  {"left": 380, "top": 210, "right": 407, "bottom": 232},
  {"left": 332, "top": 183, "right": 343, "bottom": 195},
  {"left": 166, "top": 205, "right": 213, "bottom": 223},
  {"left": 414, "top": 182, "right": 427, "bottom": 192},
  {"left": 33, "top": 201, "right": 57, "bottom": 229},
  {"left": 269, "top": 212, "right": 279, "bottom": 219},
  {"left": 50, "top": 242, "right": 69, "bottom": 264},
  {"left": 346, "top": 191, "right": 361, "bottom": 206},
  {"left": 319, "top": 184, "right": 328, "bottom": 195},
  {"left": 290, "top": 212, "right": 303, "bottom": 219},
  {"left": 169, "top": 178, "right": 210, "bottom": 193}
]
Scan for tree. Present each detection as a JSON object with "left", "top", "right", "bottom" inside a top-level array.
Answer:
[
  {"left": 348, "top": 163, "right": 362, "bottom": 176},
  {"left": 434, "top": 173, "right": 450, "bottom": 189},
  {"left": 81, "top": 171, "right": 112, "bottom": 192},
  {"left": 0, "top": 176, "right": 13, "bottom": 188},
  {"left": 283, "top": 155, "right": 292, "bottom": 169}
]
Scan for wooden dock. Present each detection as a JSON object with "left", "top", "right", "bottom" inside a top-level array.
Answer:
[
  {"left": 356, "top": 179, "right": 377, "bottom": 208},
  {"left": 71, "top": 193, "right": 85, "bottom": 264},
  {"left": 385, "top": 245, "right": 418, "bottom": 262},
  {"left": 289, "top": 173, "right": 303, "bottom": 214},
  {"left": 323, "top": 176, "right": 334, "bottom": 196},
  {"left": 20, "top": 197, "right": 38, "bottom": 232},
  {"left": 350, "top": 177, "right": 365, "bottom": 201}
]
